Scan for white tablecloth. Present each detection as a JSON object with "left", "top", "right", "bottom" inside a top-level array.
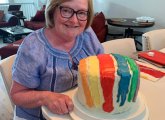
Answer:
[
  {"left": 139, "top": 48, "right": 165, "bottom": 120},
  {"left": 140, "top": 77, "right": 165, "bottom": 120},
  {"left": 160, "top": 48, "right": 165, "bottom": 53}
]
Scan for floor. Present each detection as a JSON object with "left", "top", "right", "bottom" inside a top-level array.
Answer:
[{"left": 0, "top": 38, "right": 8, "bottom": 48}]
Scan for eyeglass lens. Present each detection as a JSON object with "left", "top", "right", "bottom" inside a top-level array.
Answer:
[{"left": 59, "top": 6, "right": 88, "bottom": 21}]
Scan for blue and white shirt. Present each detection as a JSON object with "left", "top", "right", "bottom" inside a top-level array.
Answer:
[{"left": 12, "top": 27, "right": 104, "bottom": 120}]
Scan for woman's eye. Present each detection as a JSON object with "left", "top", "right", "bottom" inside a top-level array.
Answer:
[
  {"left": 78, "top": 11, "right": 88, "bottom": 16},
  {"left": 63, "top": 8, "right": 72, "bottom": 13}
]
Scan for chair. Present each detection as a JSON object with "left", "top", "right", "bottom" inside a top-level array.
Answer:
[
  {"left": 0, "top": 82, "right": 13, "bottom": 119},
  {"left": 142, "top": 29, "right": 165, "bottom": 51},
  {"left": 91, "top": 12, "right": 108, "bottom": 43},
  {"left": 0, "top": 54, "right": 16, "bottom": 108},
  {"left": 24, "top": 6, "right": 45, "bottom": 30},
  {"left": 101, "top": 38, "right": 137, "bottom": 59},
  {"left": 0, "top": 13, "right": 19, "bottom": 27},
  {"left": 0, "top": 39, "right": 22, "bottom": 59}
]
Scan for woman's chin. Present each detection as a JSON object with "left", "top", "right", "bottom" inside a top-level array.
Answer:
[
  {"left": 65, "top": 33, "right": 79, "bottom": 40},
  {"left": 66, "top": 35, "right": 77, "bottom": 40}
]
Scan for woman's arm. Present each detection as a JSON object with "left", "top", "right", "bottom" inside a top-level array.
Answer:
[{"left": 10, "top": 81, "right": 74, "bottom": 114}]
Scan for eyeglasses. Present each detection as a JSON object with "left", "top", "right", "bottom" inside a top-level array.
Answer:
[{"left": 59, "top": 6, "right": 88, "bottom": 21}]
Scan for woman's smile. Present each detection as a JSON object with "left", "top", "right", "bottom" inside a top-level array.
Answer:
[{"left": 65, "top": 24, "right": 79, "bottom": 28}]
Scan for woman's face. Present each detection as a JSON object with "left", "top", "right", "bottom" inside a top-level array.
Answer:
[{"left": 54, "top": 0, "right": 88, "bottom": 40}]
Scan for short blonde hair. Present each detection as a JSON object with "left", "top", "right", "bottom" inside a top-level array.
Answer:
[{"left": 45, "top": 0, "right": 94, "bottom": 29}]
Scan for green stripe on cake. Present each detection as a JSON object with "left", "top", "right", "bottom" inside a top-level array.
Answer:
[{"left": 125, "top": 56, "right": 139, "bottom": 102}]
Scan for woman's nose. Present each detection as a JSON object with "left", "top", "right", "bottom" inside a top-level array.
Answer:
[{"left": 69, "top": 13, "right": 79, "bottom": 23}]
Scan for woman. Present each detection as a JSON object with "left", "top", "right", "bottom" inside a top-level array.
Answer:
[{"left": 10, "top": 0, "right": 104, "bottom": 119}]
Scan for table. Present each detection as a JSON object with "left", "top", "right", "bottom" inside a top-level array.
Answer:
[
  {"left": 139, "top": 48, "right": 165, "bottom": 120},
  {"left": 107, "top": 18, "right": 155, "bottom": 51},
  {"left": 42, "top": 48, "right": 165, "bottom": 120},
  {"left": 107, "top": 18, "right": 155, "bottom": 38},
  {"left": 160, "top": 48, "right": 165, "bottom": 52},
  {"left": 0, "top": 26, "right": 33, "bottom": 43}
]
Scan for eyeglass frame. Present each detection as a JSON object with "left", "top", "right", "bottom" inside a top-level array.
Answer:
[{"left": 58, "top": 6, "right": 89, "bottom": 21}]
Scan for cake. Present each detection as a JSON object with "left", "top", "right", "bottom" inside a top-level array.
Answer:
[{"left": 77, "top": 54, "right": 140, "bottom": 115}]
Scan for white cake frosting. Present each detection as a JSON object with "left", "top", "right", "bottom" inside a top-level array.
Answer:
[{"left": 77, "top": 54, "right": 140, "bottom": 115}]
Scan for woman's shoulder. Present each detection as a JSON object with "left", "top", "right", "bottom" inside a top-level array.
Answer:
[
  {"left": 18, "top": 28, "right": 48, "bottom": 58},
  {"left": 75, "top": 27, "right": 104, "bottom": 55},
  {"left": 81, "top": 27, "right": 100, "bottom": 45},
  {"left": 21, "top": 28, "right": 46, "bottom": 48},
  {"left": 83, "top": 27, "right": 95, "bottom": 35}
]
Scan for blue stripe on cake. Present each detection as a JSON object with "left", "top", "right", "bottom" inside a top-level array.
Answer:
[{"left": 112, "top": 54, "right": 131, "bottom": 106}]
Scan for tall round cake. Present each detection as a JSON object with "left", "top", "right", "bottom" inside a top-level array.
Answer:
[{"left": 77, "top": 54, "right": 140, "bottom": 115}]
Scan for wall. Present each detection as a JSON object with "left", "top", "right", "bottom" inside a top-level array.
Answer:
[
  {"left": 10, "top": 0, "right": 164, "bottom": 31},
  {"left": 94, "top": 0, "right": 165, "bottom": 32},
  {"left": 9, "top": 0, "right": 165, "bottom": 30},
  {"left": 0, "top": 0, "right": 47, "bottom": 20},
  {"left": 14, "top": 0, "right": 47, "bottom": 10},
  {"left": 12, "top": 0, "right": 36, "bottom": 20}
]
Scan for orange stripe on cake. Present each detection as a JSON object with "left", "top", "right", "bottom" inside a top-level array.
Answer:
[
  {"left": 97, "top": 54, "right": 115, "bottom": 112},
  {"left": 79, "top": 59, "right": 94, "bottom": 107}
]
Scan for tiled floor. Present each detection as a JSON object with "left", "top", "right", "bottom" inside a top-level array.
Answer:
[{"left": 0, "top": 38, "right": 8, "bottom": 48}]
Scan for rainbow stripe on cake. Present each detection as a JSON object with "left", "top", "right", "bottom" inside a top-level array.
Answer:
[{"left": 78, "top": 54, "right": 139, "bottom": 114}]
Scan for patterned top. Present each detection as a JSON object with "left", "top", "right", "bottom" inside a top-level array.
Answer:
[{"left": 12, "top": 27, "right": 104, "bottom": 120}]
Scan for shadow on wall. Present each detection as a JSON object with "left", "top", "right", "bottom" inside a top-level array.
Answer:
[
  {"left": 94, "top": 2, "right": 141, "bottom": 18},
  {"left": 108, "top": 3, "right": 140, "bottom": 18}
]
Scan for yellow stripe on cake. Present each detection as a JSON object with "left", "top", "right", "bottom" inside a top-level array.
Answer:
[
  {"left": 79, "top": 59, "right": 94, "bottom": 107},
  {"left": 87, "top": 56, "right": 103, "bottom": 107}
]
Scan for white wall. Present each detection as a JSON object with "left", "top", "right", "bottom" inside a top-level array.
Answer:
[
  {"left": 13, "top": 0, "right": 47, "bottom": 10},
  {"left": 94, "top": 0, "right": 165, "bottom": 32}
]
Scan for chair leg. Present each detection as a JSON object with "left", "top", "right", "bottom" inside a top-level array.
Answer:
[{"left": 134, "top": 37, "right": 142, "bottom": 51}]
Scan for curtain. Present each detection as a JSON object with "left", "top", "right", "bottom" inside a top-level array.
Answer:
[
  {"left": 0, "top": 0, "right": 9, "bottom": 4},
  {"left": 38, "top": 0, "right": 47, "bottom": 9}
]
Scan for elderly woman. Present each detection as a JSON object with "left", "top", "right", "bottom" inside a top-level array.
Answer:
[{"left": 10, "top": 0, "right": 104, "bottom": 119}]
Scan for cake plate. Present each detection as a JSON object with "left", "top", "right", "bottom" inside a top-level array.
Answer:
[
  {"left": 42, "top": 88, "right": 149, "bottom": 120},
  {"left": 70, "top": 91, "right": 149, "bottom": 120}
]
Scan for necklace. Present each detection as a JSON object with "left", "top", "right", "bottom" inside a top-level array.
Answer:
[{"left": 68, "top": 52, "right": 78, "bottom": 70}]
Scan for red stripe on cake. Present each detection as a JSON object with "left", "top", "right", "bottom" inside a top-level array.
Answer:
[{"left": 97, "top": 54, "right": 115, "bottom": 112}]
